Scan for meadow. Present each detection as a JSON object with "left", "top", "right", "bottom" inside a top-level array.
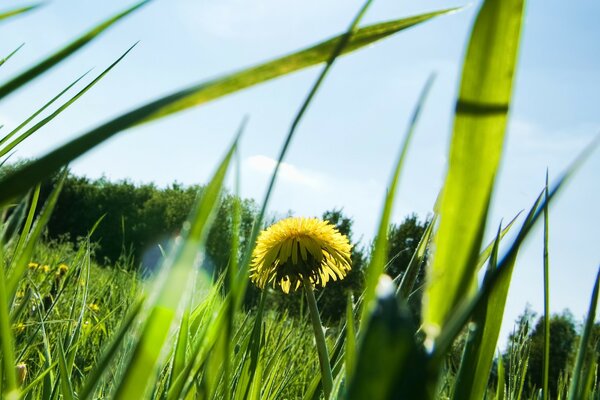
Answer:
[{"left": 1, "top": 0, "right": 599, "bottom": 399}]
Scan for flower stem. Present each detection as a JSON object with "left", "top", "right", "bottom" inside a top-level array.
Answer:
[{"left": 303, "top": 278, "right": 333, "bottom": 398}]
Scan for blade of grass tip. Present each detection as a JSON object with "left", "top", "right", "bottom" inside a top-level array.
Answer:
[
  {"left": 0, "top": 1, "right": 149, "bottom": 100},
  {"left": 433, "top": 133, "right": 600, "bottom": 361},
  {"left": 0, "top": 69, "right": 92, "bottom": 150},
  {"left": 0, "top": 4, "right": 41, "bottom": 21},
  {"left": 451, "top": 222, "right": 504, "bottom": 400},
  {"left": 112, "top": 136, "right": 238, "bottom": 399},
  {"left": 0, "top": 8, "right": 458, "bottom": 207},
  {"left": 0, "top": 44, "right": 136, "bottom": 158},
  {"left": 0, "top": 243, "right": 18, "bottom": 396},
  {"left": 568, "top": 268, "right": 600, "bottom": 400},
  {"left": 57, "top": 341, "right": 75, "bottom": 400},
  {"left": 360, "top": 73, "right": 435, "bottom": 325},
  {"left": 542, "top": 170, "right": 550, "bottom": 400},
  {"left": 0, "top": 44, "right": 25, "bottom": 68},
  {"left": 234, "top": 0, "right": 382, "bottom": 309},
  {"left": 422, "top": 0, "right": 526, "bottom": 343},
  {"left": 474, "top": 211, "right": 522, "bottom": 273},
  {"left": 11, "top": 185, "right": 40, "bottom": 262},
  {"left": 78, "top": 298, "right": 144, "bottom": 400}
]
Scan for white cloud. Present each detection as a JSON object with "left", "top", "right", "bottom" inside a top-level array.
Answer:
[{"left": 245, "top": 154, "right": 323, "bottom": 189}]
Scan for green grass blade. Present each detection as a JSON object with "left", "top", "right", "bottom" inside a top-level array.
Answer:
[
  {"left": 0, "top": 243, "right": 17, "bottom": 396},
  {"left": 542, "top": 171, "right": 550, "bottom": 400},
  {"left": 568, "top": 268, "right": 600, "bottom": 400},
  {"left": 452, "top": 223, "right": 506, "bottom": 400},
  {"left": 0, "top": 8, "right": 457, "bottom": 206},
  {"left": 0, "top": 1, "right": 148, "bottom": 100},
  {"left": 496, "top": 351, "right": 505, "bottom": 400},
  {"left": 360, "top": 74, "right": 434, "bottom": 325},
  {"left": 0, "top": 4, "right": 40, "bottom": 21},
  {"left": 0, "top": 44, "right": 25, "bottom": 68},
  {"left": 0, "top": 70, "right": 90, "bottom": 150},
  {"left": 422, "top": 0, "right": 526, "bottom": 340},
  {"left": 78, "top": 299, "right": 144, "bottom": 400},
  {"left": 112, "top": 137, "right": 237, "bottom": 398},
  {"left": 11, "top": 185, "right": 40, "bottom": 264},
  {"left": 0, "top": 45, "right": 135, "bottom": 158},
  {"left": 345, "top": 295, "right": 357, "bottom": 386},
  {"left": 57, "top": 341, "right": 75, "bottom": 400}
]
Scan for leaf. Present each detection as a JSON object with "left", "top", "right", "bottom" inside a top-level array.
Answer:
[
  {"left": 0, "top": 4, "right": 40, "bottom": 21},
  {"left": 0, "top": 1, "right": 149, "bottom": 100},
  {"left": 423, "top": 0, "right": 526, "bottom": 340},
  {"left": 0, "top": 44, "right": 25, "bottom": 68},
  {"left": 0, "top": 8, "right": 458, "bottom": 206}
]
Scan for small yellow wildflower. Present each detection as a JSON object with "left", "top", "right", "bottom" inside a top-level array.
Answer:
[
  {"left": 58, "top": 263, "right": 68, "bottom": 274},
  {"left": 13, "top": 322, "right": 25, "bottom": 334},
  {"left": 88, "top": 303, "right": 100, "bottom": 312},
  {"left": 41, "top": 265, "right": 50, "bottom": 273},
  {"left": 28, "top": 262, "right": 39, "bottom": 270},
  {"left": 250, "top": 217, "right": 352, "bottom": 294},
  {"left": 16, "top": 291, "right": 25, "bottom": 299}
]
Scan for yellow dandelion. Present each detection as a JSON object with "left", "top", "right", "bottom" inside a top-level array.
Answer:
[
  {"left": 58, "top": 263, "right": 68, "bottom": 274},
  {"left": 250, "top": 217, "right": 352, "bottom": 294},
  {"left": 28, "top": 262, "right": 39, "bottom": 270},
  {"left": 41, "top": 265, "right": 50, "bottom": 273},
  {"left": 88, "top": 303, "right": 100, "bottom": 312}
]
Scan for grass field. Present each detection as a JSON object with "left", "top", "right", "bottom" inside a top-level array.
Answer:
[{"left": 1, "top": 0, "right": 599, "bottom": 399}]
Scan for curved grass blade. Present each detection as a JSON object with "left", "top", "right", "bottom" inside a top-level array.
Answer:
[
  {"left": 0, "top": 8, "right": 457, "bottom": 206},
  {"left": 112, "top": 136, "right": 237, "bottom": 399},
  {"left": 568, "top": 268, "right": 600, "bottom": 400},
  {"left": 0, "top": 243, "right": 17, "bottom": 396},
  {"left": 0, "top": 45, "right": 136, "bottom": 158},
  {"left": 0, "top": 71, "right": 90, "bottom": 150},
  {"left": 57, "top": 341, "right": 75, "bottom": 400},
  {"left": 423, "top": 0, "right": 526, "bottom": 341},
  {"left": 0, "top": 4, "right": 40, "bottom": 21},
  {"left": 0, "top": 1, "right": 149, "bottom": 100},
  {"left": 360, "top": 74, "right": 435, "bottom": 325},
  {"left": 0, "top": 44, "right": 25, "bottom": 68}
]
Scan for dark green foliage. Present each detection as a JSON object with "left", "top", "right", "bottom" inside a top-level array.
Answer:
[{"left": 527, "top": 311, "right": 577, "bottom": 396}]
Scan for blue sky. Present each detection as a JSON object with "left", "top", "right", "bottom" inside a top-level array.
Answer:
[{"left": 1, "top": 0, "right": 599, "bottom": 345}]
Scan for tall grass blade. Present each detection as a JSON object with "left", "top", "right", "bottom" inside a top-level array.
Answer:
[
  {"left": 542, "top": 171, "right": 550, "bottom": 400},
  {"left": 0, "top": 4, "right": 40, "bottom": 21},
  {"left": 360, "top": 74, "right": 434, "bottom": 325},
  {"left": 0, "top": 71, "right": 90, "bottom": 150},
  {"left": 0, "top": 44, "right": 25, "bottom": 68},
  {"left": 567, "top": 268, "right": 600, "bottom": 400},
  {"left": 0, "top": 1, "right": 148, "bottom": 100},
  {"left": 0, "top": 8, "right": 457, "bottom": 206},
  {"left": 423, "top": 0, "right": 526, "bottom": 340},
  {"left": 112, "top": 137, "right": 237, "bottom": 398},
  {"left": 57, "top": 341, "right": 75, "bottom": 400},
  {"left": 0, "top": 44, "right": 135, "bottom": 157},
  {"left": 0, "top": 242, "right": 17, "bottom": 396}
]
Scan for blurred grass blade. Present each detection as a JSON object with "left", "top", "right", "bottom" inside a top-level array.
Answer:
[
  {"left": 423, "top": 0, "right": 525, "bottom": 340},
  {"left": 0, "top": 44, "right": 25, "bottom": 68},
  {"left": 452, "top": 223, "right": 506, "bottom": 400},
  {"left": 542, "top": 171, "right": 550, "bottom": 400},
  {"left": 361, "top": 74, "right": 434, "bottom": 325},
  {"left": 57, "top": 341, "right": 75, "bottom": 400},
  {"left": 0, "top": 8, "right": 457, "bottom": 206},
  {"left": 345, "top": 295, "right": 357, "bottom": 385},
  {"left": 79, "top": 299, "right": 144, "bottom": 400},
  {"left": 0, "top": 4, "right": 40, "bottom": 21},
  {"left": 567, "top": 268, "right": 600, "bottom": 400},
  {"left": 0, "top": 71, "right": 90, "bottom": 150},
  {"left": 347, "top": 276, "right": 427, "bottom": 399},
  {"left": 0, "top": 45, "right": 136, "bottom": 158},
  {"left": 113, "top": 137, "right": 237, "bottom": 398},
  {"left": 496, "top": 351, "right": 505, "bottom": 400},
  {"left": 0, "top": 1, "right": 148, "bottom": 100},
  {"left": 0, "top": 242, "right": 17, "bottom": 395}
]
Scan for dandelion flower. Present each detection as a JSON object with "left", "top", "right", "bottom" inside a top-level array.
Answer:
[
  {"left": 28, "top": 262, "right": 38, "bottom": 270},
  {"left": 58, "top": 263, "right": 68, "bottom": 274},
  {"left": 250, "top": 217, "right": 352, "bottom": 294},
  {"left": 88, "top": 303, "right": 100, "bottom": 312},
  {"left": 41, "top": 265, "right": 50, "bottom": 273}
]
